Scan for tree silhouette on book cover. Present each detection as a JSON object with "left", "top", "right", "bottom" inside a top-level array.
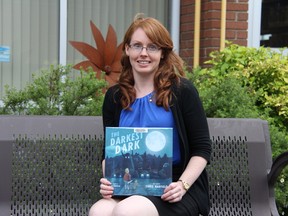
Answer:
[{"left": 105, "top": 127, "right": 173, "bottom": 196}]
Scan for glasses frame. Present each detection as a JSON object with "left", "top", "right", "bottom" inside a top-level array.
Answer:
[{"left": 128, "top": 43, "right": 161, "bottom": 54}]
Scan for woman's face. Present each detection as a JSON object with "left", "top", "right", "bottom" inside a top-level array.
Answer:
[{"left": 125, "top": 28, "right": 162, "bottom": 77}]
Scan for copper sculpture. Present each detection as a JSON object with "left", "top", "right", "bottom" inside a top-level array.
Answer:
[{"left": 69, "top": 21, "right": 123, "bottom": 86}]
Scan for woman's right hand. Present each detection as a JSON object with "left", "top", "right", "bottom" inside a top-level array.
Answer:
[{"left": 99, "top": 178, "right": 114, "bottom": 199}]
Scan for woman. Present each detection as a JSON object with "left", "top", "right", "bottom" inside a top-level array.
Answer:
[{"left": 89, "top": 14, "right": 211, "bottom": 216}]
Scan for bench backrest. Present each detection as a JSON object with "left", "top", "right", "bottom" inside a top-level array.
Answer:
[
  {"left": 207, "top": 118, "right": 274, "bottom": 216},
  {"left": 0, "top": 116, "right": 104, "bottom": 216},
  {"left": 0, "top": 116, "right": 276, "bottom": 216}
]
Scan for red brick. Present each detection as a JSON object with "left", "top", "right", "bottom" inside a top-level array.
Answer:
[
  {"left": 226, "top": 11, "right": 237, "bottom": 20},
  {"left": 236, "top": 30, "right": 248, "bottom": 39},
  {"left": 202, "top": 38, "right": 221, "bottom": 47},
  {"left": 202, "top": 2, "right": 222, "bottom": 11},
  {"left": 233, "top": 39, "right": 247, "bottom": 46},
  {"left": 202, "top": 20, "right": 221, "bottom": 29},
  {"left": 180, "top": 40, "right": 193, "bottom": 49},
  {"left": 227, "top": 0, "right": 247, "bottom": 2},
  {"left": 181, "top": 14, "right": 194, "bottom": 23},
  {"left": 226, "top": 21, "right": 247, "bottom": 30},
  {"left": 227, "top": 3, "right": 248, "bottom": 11},
  {"left": 202, "top": 29, "right": 221, "bottom": 38},
  {"left": 181, "top": 4, "right": 194, "bottom": 14},
  {"left": 181, "top": 32, "right": 194, "bottom": 40},
  {"left": 203, "top": 11, "right": 221, "bottom": 20},
  {"left": 180, "top": 50, "right": 193, "bottom": 58},
  {"left": 179, "top": 0, "right": 249, "bottom": 68},
  {"left": 237, "top": 12, "right": 248, "bottom": 21},
  {"left": 226, "top": 30, "right": 236, "bottom": 39},
  {"left": 181, "top": 23, "right": 194, "bottom": 32},
  {"left": 181, "top": 0, "right": 194, "bottom": 6}
]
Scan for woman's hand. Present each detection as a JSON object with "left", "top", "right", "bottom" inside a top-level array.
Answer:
[
  {"left": 161, "top": 181, "right": 186, "bottom": 203},
  {"left": 99, "top": 178, "right": 114, "bottom": 199}
]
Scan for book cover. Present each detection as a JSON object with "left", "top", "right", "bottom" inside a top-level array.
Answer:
[{"left": 105, "top": 127, "right": 173, "bottom": 197}]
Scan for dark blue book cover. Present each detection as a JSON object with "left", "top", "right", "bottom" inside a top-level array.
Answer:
[{"left": 105, "top": 127, "right": 173, "bottom": 197}]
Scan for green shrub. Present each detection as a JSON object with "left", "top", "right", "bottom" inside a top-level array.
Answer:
[
  {"left": 188, "top": 43, "right": 288, "bottom": 215},
  {"left": 189, "top": 72, "right": 259, "bottom": 118},
  {"left": 1, "top": 64, "right": 107, "bottom": 116}
]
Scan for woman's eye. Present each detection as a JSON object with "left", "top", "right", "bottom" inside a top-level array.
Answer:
[
  {"left": 133, "top": 44, "right": 142, "bottom": 48},
  {"left": 148, "top": 44, "right": 158, "bottom": 51}
]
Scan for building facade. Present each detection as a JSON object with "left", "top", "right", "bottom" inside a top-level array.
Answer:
[
  {"left": 180, "top": 0, "right": 249, "bottom": 67},
  {"left": 0, "top": 0, "right": 287, "bottom": 98}
]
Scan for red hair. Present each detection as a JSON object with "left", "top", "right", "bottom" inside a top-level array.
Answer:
[{"left": 119, "top": 15, "right": 185, "bottom": 110}]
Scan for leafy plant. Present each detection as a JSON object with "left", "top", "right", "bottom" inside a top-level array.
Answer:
[
  {"left": 188, "top": 42, "right": 288, "bottom": 215},
  {"left": 1, "top": 64, "right": 106, "bottom": 116},
  {"left": 203, "top": 43, "right": 288, "bottom": 124}
]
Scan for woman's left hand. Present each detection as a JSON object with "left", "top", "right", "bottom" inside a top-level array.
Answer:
[{"left": 161, "top": 181, "right": 186, "bottom": 203}]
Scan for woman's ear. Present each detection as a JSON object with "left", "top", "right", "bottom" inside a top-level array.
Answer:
[{"left": 125, "top": 44, "right": 130, "bottom": 56}]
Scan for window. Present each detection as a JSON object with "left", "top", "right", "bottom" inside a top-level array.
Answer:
[
  {"left": 0, "top": 0, "right": 59, "bottom": 98},
  {"left": 260, "top": 0, "right": 288, "bottom": 47},
  {"left": 0, "top": 0, "right": 169, "bottom": 98},
  {"left": 66, "top": 0, "right": 168, "bottom": 67}
]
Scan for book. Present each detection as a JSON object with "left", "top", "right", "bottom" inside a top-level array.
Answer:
[{"left": 105, "top": 127, "right": 173, "bottom": 197}]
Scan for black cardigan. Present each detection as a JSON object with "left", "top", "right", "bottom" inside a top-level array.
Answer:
[{"left": 101, "top": 77, "right": 212, "bottom": 215}]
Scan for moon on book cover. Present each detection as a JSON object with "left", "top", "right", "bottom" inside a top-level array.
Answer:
[{"left": 145, "top": 131, "right": 166, "bottom": 152}]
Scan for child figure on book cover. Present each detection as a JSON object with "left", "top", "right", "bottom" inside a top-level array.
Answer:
[
  {"left": 123, "top": 168, "right": 131, "bottom": 190},
  {"left": 105, "top": 127, "right": 173, "bottom": 196}
]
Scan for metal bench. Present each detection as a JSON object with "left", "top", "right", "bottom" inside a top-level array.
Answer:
[
  {"left": 206, "top": 118, "right": 287, "bottom": 216},
  {"left": 0, "top": 116, "right": 287, "bottom": 216}
]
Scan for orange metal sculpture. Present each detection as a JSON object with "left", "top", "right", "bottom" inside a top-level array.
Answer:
[{"left": 69, "top": 21, "right": 123, "bottom": 86}]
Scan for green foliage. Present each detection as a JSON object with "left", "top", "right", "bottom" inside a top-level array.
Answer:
[
  {"left": 1, "top": 64, "right": 107, "bottom": 116},
  {"left": 188, "top": 43, "right": 288, "bottom": 215},
  {"left": 189, "top": 73, "right": 259, "bottom": 118},
  {"left": 275, "top": 167, "right": 288, "bottom": 215},
  {"left": 203, "top": 42, "right": 288, "bottom": 124}
]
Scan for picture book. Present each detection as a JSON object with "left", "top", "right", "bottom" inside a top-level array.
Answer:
[{"left": 105, "top": 127, "right": 173, "bottom": 197}]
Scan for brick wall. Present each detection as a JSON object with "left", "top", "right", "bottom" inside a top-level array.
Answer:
[{"left": 180, "top": 0, "right": 248, "bottom": 68}]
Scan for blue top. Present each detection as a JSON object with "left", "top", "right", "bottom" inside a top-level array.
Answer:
[{"left": 119, "top": 92, "right": 181, "bottom": 164}]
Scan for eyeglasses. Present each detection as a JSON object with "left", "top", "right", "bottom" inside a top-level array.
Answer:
[{"left": 128, "top": 43, "right": 161, "bottom": 53}]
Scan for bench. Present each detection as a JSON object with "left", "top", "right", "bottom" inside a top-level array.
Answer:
[{"left": 0, "top": 116, "right": 287, "bottom": 216}]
